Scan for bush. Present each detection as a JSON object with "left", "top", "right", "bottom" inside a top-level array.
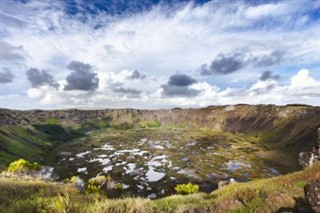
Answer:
[
  {"left": 139, "top": 119, "right": 161, "bottom": 128},
  {"left": 85, "top": 175, "right": 111, "bottom": 196},
  {"left": 7, "top": 159, "right": 41, "bottom": 173},
  {"left": 147, "top": 119, "right": 161, "bottom": 128},
  {"left": 174, "top": 183, "right": 199, "bottom": 195},
  {"left": 65, "top": 176, "right": 78, "bottom": 184}
]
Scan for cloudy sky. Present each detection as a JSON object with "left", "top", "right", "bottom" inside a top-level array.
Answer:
[{"left": 0, "top": 0, "right": 319, "bottom": 109}]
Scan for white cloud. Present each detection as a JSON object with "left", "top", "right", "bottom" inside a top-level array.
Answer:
[
  {"left": 11, "top": 68, "right": 317, "bottom": 109},
  {"left": 0, "top": 0, "right": 319, "bottom": 109}
]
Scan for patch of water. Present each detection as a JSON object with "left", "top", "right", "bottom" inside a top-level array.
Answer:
[
  {"left": 149, "top": 145, "right": 164, "bottom": 149},
  {"left": 103, "top": 165, "right": 113, "bottom": 173},
  {"left": 125, "top": 163, "right": 137, "bottom": 174},
  {"left": 226, "top": 161, "right": 251, "bottom": 172},
  {"left": 88, "top": 158, "right": 110, "bottom": 166},
  {"left": 178, "top": 168, "right": 200, "bottom": 179},
  {"left": 148, "top": 193, "right": 157, "bottom": 199},
  {"left": 77, "top": 167, "right": 88, "bottom": 174},
  {"left": 75, "top": 151, "right": 90, "bottom": 158},
  {"left": 146, "top": 166, "right": 165, "bottom": 182}
]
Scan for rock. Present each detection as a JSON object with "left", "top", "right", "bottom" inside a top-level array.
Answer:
[
  {"left": 75, "top": 177, "right": 85, "bottom": 194},
  {"left": 207, "top": 173, "right": 229, "bottom": 183},
  {"left": 59, "top": 151, "right": 72, "bottom": 156},
  {"left": 304, "top": 179, "right": 320, "bottom": 213},
  {"left": 218, "top": 178, "right": 237, "bottom": 189},
  {"left": 299, "top": 128, "right": 320, "bottom": 168},
  {"left": 129, "top": 169, "right": 142, "bottom": 177},
  {"left": 181, "top": 157, "right": 190, "bottom": 162}
]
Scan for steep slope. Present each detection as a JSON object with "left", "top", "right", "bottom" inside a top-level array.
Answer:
[{"left": 0, "top": 104, "right": 319, "bottom": 169}]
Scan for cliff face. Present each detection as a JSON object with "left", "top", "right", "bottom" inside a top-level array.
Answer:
[{"left": 0, "top": 104, "right": 319, "bottom": 167}]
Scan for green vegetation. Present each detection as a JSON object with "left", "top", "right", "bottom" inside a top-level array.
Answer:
[
  {"left": 65, "top": 176, "right": 78, "bottom": 184},
  {"left": 7, "top": 159, "right": 41, "bottom": 173},
  {"left": 0, "top": 106, "right": 320, "bottom": 211},
  {"left": 0, "top": 162, "right": 318, "bottom": 212},
  {"left": 174, "top": 183, "right": 199, "bottom": 195},
  {"left": 46, "top": 117, "right": 59, "bottom": 125},
  {"left": 139, "top": 119, "right": 161, "bottom": 128}
]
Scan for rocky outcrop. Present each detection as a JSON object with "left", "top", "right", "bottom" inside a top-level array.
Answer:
[
  {"left": 299, "top": 128, "right": 320, "bottom": 168},
  {"left": 300, "top": 128, "right": 320, "bottom": 213},
  {"left": 304, "top": 180, "right": 320, "bottom": 213}
]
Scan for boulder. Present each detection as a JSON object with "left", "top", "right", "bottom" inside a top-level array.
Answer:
[
  {"left": 299, "top": 128, "right": 320, "bottom": 168},
  {"left": 218, "top": 178, "right": 237, "bottom": 189},
  {"left": 299, "top": 145, "right": 320, "bottom": 168},
  {"left": 304, "top": 179, "right": 320, "bottom": 213}
]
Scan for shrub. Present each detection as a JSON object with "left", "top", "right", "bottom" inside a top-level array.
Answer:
[
  {"left": 7, "top": 159, "right": 41, "bottom": 173},
  {"left": 147, "top": 119, "right": 161, "bottom": 128},
  {"left": 115, "top": 183, "right": 123, "bottom": 190},
  {"left": 139, "top": 119, "right": 161, "bottom": 128},
  {"left": 85, "top": 175, "right": 111, "bottom": 196},
  {"left": 65, "top": 176, "right": 78, "bottom": 184},
  {"left": 174, "top": 183, "right": 199, "bottom": 195},
  {"left": 138, "top": 120, "right": 148, "bottom": 128}
]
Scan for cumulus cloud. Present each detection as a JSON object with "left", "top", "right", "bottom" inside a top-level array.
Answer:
[
  {"left": 64, "top": 61, "right": 99, "bottom": 91},
  {"left": 113, "top": 87, "right": 141, "bottom": 95},
  {"left": 251, "top": 51, "right": 284, "bottom": 67},
  {"left": 26, "top": 68, "right": 59, "bottom": 88},
  {"left": 16, "top": 68, "right": 320, "bottom": 109},
  {"left": 259, "top": 71, "right": 280, "bottom": 81},
  {"left": 200, "top": 53, "right": 246, "bottom": 75},
  {"left": 0, "top": 68, "right": 15, "bottom": 83},
  {"left": 127, "top": 70, "right": 146, "bottom": 80},
  {"left": 161, "top": 73, "right": 199, "bottom": 97},
  {"left": 200, "top": 51, "right": 284, "bottom": 75},
  {"left": 167, "top": 73, "right": 197, "bottom": 86}
]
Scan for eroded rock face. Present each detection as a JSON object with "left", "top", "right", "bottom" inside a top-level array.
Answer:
[
  {"left": 299, "top": 149, "right": 319, "bottom": 168},
  {"left": 304, "top": 180, "right": 320, "bottom": 213},
  {"left": 299, "top": 128, "right": 320, "bottom": 169}
]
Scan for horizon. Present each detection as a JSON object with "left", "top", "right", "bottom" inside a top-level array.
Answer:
[
  {"left": 1, "top": 0, "right": 320, "bottom": 109},
  {"left": 1, "top": 103, "right": 318, "bottom": 111}
]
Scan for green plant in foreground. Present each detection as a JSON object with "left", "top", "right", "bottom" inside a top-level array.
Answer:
[
  {"left": 65, "top": 176, "right": 78, "bottom": 184},
  {"left": 85, "top": 175, "right": 111, "bottom": 196},
  {"left": 7, "top": 159, "right": 41, "bottom": 173},
  {"left": 174, "top": 183, "right": 199, "bottom": 195}
]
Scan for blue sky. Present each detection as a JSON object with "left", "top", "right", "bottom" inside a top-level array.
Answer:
[{"left": 0, "top": 0, "right": 319, "bottom": 109}]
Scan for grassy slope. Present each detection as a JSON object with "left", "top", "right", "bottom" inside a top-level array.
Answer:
[
  {"left": 0, "top": 162, "right": 319, "bottom": 213},
  {"left": 1, "top": 105, "right": 319, "bottom": 170},
  {"left": 0, "top": 123, "right": 82, "bottom": 170}
]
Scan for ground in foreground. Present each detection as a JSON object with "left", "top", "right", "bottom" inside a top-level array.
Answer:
[{"left": 0, "top": 162, "right": 319, "bottom": 213}]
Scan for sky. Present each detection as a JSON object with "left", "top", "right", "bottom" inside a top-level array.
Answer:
[{"left": 0, "top": 0, "right": 319, "bottom": 109}]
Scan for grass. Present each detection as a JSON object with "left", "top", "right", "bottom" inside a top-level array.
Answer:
[{"left": 0, "top": 162, "right": 319, "bottom": 213}]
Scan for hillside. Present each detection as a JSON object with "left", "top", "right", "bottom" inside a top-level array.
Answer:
[
  {"left": 1, "top": 104, "right": 320, "bottom": 212},
  {"left": 1, "top": 104, "right": 319, "bottom": 169}
]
